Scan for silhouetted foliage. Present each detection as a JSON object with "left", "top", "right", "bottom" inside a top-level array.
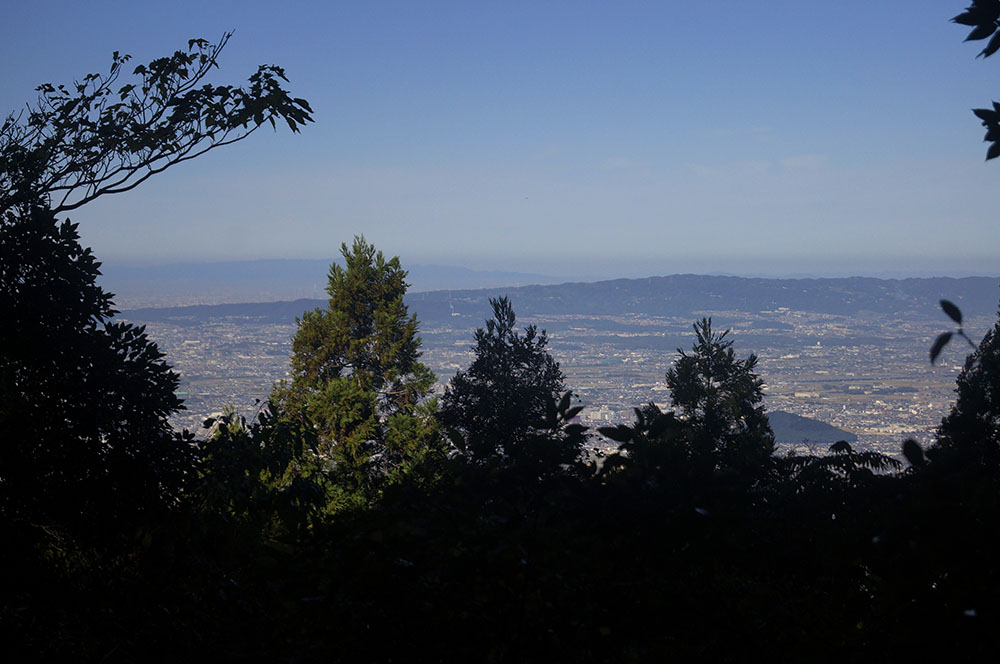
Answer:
[
  {"left": 0, "top": 37, "right": 315, "bottom": 658},
  {"left": 931, "top": 299, "right": 978, "bottom": 363},
  {"left": 439, "top": 296, "right": 582, "bottom": 470},
  {"left": 781, "top": 440, "right": 901, "bottom": 493},
  {"left": 0, "top": 32, "right": 312, "bottom": 215},
  {"left": 902, "top": 437, "right": 928, "bottom": 467},
  {"left": 934, "top": 297, "right": 1000, "bottom": 463},
  {"left": 0, "top": 34, "right": 313, "bottom": 540},
  {"left": 665, "top": 317, "right": 775, "bottom": 475},
  {"left": 598, "top": 404, "right": 708, "bottom": 500},
  {"left": 954, "top": 1, "right": 1000, "bottom": 159},
  {"left": 0, "top": 204, "right": 192, "bottom": 538}
]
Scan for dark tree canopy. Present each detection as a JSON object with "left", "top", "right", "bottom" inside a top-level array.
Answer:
[
  {"left": 665, "top": 317, "right": 774, "bottom": 473},
  {"left": 0, "top": 32, "right": 312, "bottom": 215},
  {"left": 0, "top": 35, "right": 312, "bottom": 538},
  {"left": 934, "top": 300, "right": 1000, "bottom": 462},
  {"left": 275, "top": 236, "right": 436, "bottom": 495},
  {"left": 0, "top": 204, "right": 192, "bottom": 535},
  {"left": 439, "top": 297, "right": 578, "bottom": 467}
]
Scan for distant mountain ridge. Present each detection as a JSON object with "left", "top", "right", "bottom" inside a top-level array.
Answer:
[
  {"left": 407, "top": 274, "right": 999, "bottom": 318},
  {"left": 100, "top": 259, "right": 560, "bottom": 307},
  {"left": 121, "top": 274, "right": 1000, "bottom": 327}
]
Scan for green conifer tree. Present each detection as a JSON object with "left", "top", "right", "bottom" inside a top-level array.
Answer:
[{"left": 274, "top": 236, "right": 436, "bottom": 500}]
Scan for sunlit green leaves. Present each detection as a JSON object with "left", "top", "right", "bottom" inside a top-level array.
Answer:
[{"left": 274, "top": 237, "right": 437, "bottom": 503}]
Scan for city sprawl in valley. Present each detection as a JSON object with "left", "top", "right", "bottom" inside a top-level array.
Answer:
[{"left": 119, "top": 274, "right": 997, "bottom": 457}]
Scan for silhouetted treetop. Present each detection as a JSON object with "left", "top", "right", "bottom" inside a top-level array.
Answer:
[
  {"left": 439, "top": 296, "right": 576, "bottom": 468},
  {"left": 666, "top": 317, "right": 774, "bottom": 474}
]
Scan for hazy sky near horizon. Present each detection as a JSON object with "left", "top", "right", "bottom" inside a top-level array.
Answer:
[{"left": 1, "top": 1, "right": 998, "bottom": 278}]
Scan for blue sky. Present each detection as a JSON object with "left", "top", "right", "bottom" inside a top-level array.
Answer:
[{"left": 1, "top": 1, "right": 998, "bottom": 278}]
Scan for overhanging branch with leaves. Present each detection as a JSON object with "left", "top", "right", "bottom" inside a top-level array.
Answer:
[{"left": 0, "top": 32, "right": 313, "bottom": 213}]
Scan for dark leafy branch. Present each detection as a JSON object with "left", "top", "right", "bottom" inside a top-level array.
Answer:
[
  {"left": 954, "top": 1, "right": 1000, "bottom": 158},
  {"left": 0, "top": 32, "right": 313, "bottom": 214},
  {"left": 930, "top": 299, "right": 978, "bottom": 363}
]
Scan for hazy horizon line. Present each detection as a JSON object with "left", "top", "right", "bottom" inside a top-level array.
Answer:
[{"left": 99, "top": 255, "right": 999, "bottom": 283}]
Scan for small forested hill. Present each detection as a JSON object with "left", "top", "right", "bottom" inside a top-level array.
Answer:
[
  {"left": 769, "top": 410, "right": 858, "bottom": 446},
  {"left": 122, "top": 298, "right": 324, "bottom": 326}
]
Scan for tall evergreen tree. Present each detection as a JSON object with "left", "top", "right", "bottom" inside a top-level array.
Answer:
[
  {"left": 665, "top": 317, "right": 774, "bottom": 475},
  {"left": 274, "top": 236, "right": 436, "bottom": 497},
  {"left": 439, "top": 297, "right": 580, "bottom": 469}
]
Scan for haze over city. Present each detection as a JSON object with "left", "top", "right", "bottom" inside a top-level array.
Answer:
[{"left": 2, "top": 1, "right": 997, "bottom": 279}]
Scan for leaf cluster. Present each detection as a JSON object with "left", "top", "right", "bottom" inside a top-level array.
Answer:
[
  {"left": 954, "top": 2, "right": 1000, "bottom": 158},
  {"left": 930, "top": 299, "right": 977, "bottom": 363}
]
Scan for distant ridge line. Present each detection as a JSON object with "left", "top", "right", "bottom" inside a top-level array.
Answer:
[{"left": 120, "top": 274, "right": 1000, "bottom": 326}]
